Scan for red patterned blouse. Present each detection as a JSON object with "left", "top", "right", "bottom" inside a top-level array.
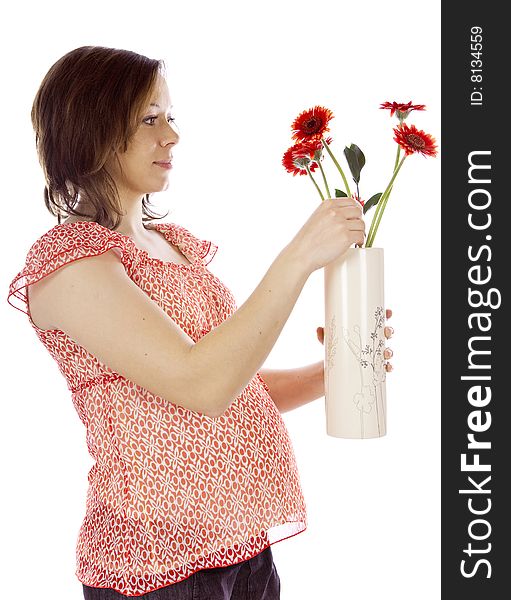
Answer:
[{"left": 7, "top": 220, "right": 307, "bottom": 596}]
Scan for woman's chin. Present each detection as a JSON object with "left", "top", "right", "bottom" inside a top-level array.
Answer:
[{"left": 147, "top": 180, "right": 170, "bottom": 194}]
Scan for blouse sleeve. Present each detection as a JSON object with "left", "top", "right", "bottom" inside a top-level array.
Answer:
[
  {"left": 168, "top": 223, "right": 219, "bottom": 267},
  {"left": 7, "top": 221, "right": 133, "bottom": 323},
  {"left": 199, "top": 238, "right": 218, "bottom": 266}
]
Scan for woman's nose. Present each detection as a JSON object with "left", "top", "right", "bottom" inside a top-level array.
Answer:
[{"left": 161, "top": 121, "right": 180, "bottom": 146}]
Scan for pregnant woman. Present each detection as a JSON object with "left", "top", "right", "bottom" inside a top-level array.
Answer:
[{"left": 7, "top": 46, "right": 394, "bottom": 599}]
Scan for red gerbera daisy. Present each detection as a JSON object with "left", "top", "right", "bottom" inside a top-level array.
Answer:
[
  {"left": 380, "top": 101, "right": 426, "bottom": 120},
  {"left": 282, "top": 141, "right": 320, "bottom": 176},
  {"left": 393, "top": 123, "right": 438, "bottom": 157},
  {"left": 291, "top": 106, "right": 334, "bottom": 142},
  {"left": 293, "top": 138, "right": 324, "bottom": 159}
]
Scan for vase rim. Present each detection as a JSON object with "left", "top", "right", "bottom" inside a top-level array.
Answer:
[{"left": 348, "top": 246, "right": 384, "bottom": 251}]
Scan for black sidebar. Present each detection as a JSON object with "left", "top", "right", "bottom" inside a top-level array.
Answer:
[{"left": 441, "top": 2, "right": 509, "bottom": 597}]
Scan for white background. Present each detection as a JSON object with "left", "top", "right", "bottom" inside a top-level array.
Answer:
[{"left": 0, "top": 1, "right": 441, "bottom": 598}]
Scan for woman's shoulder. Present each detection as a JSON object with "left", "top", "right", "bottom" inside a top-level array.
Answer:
[
  {"left": 37, "top": 218, "right": 123, "bottom": 242},
  {"left": 6, "top": 219, "right": 130, "bottom": 321},
  {"left": 22, "top": 219, "right": 130, "bottom": 272}
]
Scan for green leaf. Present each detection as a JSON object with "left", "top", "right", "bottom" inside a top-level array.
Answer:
[
  {"left": 350, "top": 144, "right": 365, "bottom": 171},
  {"left": 344, "top": 146, "right": 361, "bottom": 184},
  {"left": 363, "top": 192, "right": 382, "bottom": 214},
  {"left": 335, "top": 188, "right": 348, "bottom": 197}
]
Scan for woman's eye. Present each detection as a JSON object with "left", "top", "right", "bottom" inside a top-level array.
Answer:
[{"left": 144, "top": 115, "right": 176, "bottom": 125}]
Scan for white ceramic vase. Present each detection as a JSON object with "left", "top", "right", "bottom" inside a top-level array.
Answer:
[{"left": 324, "top": 247, "right": 387, "bottom": 439}]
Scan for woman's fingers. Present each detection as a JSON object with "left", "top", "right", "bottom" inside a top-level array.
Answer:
[
  {"left": 319, "top": 324, "right": 394, "bottom": 371},
  {"left": 384, "top": 309, "right": 394, "bottom": 370},
  {"left": 384, "top": 326, "right": 394, "bottom": 338}
]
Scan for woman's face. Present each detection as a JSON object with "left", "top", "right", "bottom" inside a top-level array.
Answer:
[{"left": 106, "top": 74, "right": 180, "bottom": 201}]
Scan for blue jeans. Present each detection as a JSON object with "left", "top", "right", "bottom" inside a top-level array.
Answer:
[{"left": 82, "top": 546, "right": 281, "bottom": 599}]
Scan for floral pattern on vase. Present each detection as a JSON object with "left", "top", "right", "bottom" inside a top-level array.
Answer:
[
  {"left": 324, "top": 247, "right": 386, "bottom": 439},
  {"left": 326, "top": 315, "right": 339, "bottom": 372},
  {"left": 341, "top": 306, "right": 386, "bottom": 437}
]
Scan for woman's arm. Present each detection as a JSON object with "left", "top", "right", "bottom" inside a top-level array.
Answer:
[
  {"left": 259, "top": 361, "right": 325, "bottom": 413},
  {"left": 260, "top": 313, "right": 394, "bottom": 414},
  {"left": 28, "top": 198, "right": 365, "bottom": 419}
]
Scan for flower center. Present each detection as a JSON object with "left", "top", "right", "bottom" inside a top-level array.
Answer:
[
  {"left": 406, "top": 133, "right": 425, "bottom": 149},
  {"left": 304, "top": 117, "right": 321, "bottom": 134}
]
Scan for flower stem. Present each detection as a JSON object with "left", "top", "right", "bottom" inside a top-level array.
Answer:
[
  {"left": 394, "top": 143, "right": 401, "bottom": 171},
  {"left": 365, "top": 142, "right": 403, "bottom": 247},
  {"left": 317, "top": 159, "right": 331, "bottom": 198},
  {"left": 370, "top": 144, "right": 401, "bottom": 239},
  {"left": 306, "top": 164, "right": 325, "bottom": 201},
  {"left": 321, "top": 137, "right": 351, "bottom": 197},
  {"left": 366, "top": 155, "right": 407, "bottom": 247}
]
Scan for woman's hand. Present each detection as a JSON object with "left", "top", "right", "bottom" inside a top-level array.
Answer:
[
  {"left": 316, "top": 308, "right": 394, "bottom": 372},
  {"left": 287, "top": 197, "right": 366, "bottom": 276}
]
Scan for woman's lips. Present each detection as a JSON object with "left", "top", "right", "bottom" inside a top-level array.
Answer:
[{"left": 154, "top": 161, "right": 173, "bottom": 170}]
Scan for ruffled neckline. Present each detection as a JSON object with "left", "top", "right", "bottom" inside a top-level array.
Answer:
[
  {"left": 144, "top": 222, "right": 217, "bottom": 269},
  {"left": 136, "top": 222, "right": 197, "bottom": 269}
]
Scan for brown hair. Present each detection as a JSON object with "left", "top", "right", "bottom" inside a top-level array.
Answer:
[{"left": 31, "top": 45, "right": 170, "bottom": 230}]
